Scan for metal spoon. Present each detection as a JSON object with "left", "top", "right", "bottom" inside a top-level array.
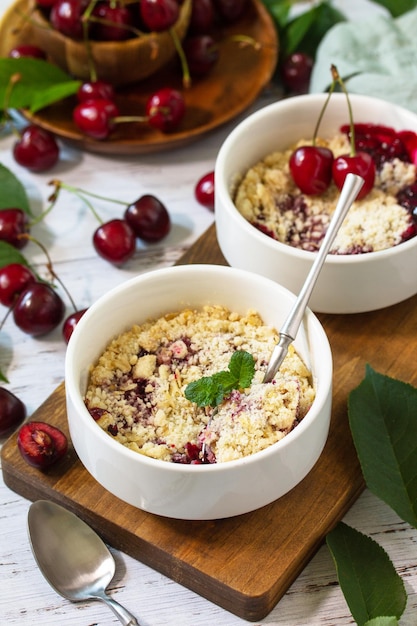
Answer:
[
  {"left": 263, "top": 172, "right": 364, "bottom": 382},
  {"left": 27, "top": 499, "right": 139, "bottom": 626}
]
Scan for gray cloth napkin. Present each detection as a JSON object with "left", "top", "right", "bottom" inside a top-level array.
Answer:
[{"left": 309, "top": 7, "right": 417, "bottom": 113}]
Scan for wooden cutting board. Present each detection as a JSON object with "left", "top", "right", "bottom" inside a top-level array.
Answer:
[{"left": 2, "top": 224, "right": 417, "bottom": 622}]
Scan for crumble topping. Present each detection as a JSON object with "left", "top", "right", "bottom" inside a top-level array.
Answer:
[
  {"left": 84, "top": 305, "right": 315, "bottom": 464},
  {"left": 234, "top": 134, "right": 416, "bottom": 254}
]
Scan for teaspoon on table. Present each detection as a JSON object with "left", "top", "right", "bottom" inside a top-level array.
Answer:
[
  {"left": 263, "top": 172, "right": 364, "bottom": 382},
  {"left": 27, "top": 499, "right": 140, "bottom": 626}
]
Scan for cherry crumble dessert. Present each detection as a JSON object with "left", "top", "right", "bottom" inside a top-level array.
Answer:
[
  {"left": 84, "top": 306, "right": 315, "bottom": 464},
  {"left": 234, "top": 123, "right": 417, "bottom": 254}
]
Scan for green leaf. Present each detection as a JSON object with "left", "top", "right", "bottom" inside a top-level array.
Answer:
[
  {"left": 0, "top": 241, "right": 29, "bottom": 268},
  {"left": 184, "top": 377, "right": 225, "bottom": 408},
  {"left": 227, "top": 350, "right": 256, "bottom": 389},
  {"left": 365, "top": 617, "right": 400, "bottom": 626},
  {"left": 348, "top": 365, "right": 417, "bottom": 528},
  {"left": 370, "top": 0, "right": 417, "bottom": 18},
  {"left": 0, "top": 58, "right": 80, "bottom": 113},
  {"left": 260, "top": 0, "right": 292, "bottom": 29},
  {"left": 184, "top": 350, "right": 256, "bottom": 408},
  {"left": 0, "top": 163, "right": 31, "bottom": 214},
  {"left": 0, "top": 370, "right": 9, "bottom": 383},
  {"left": 326, "top": 522, "right": 406, "bottom": 625}
]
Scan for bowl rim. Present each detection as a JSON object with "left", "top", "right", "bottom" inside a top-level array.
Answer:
[
  {"left": 65, "top": 264, "right": 332, "bottom": 474},
  {"left": 215, "top": 92, "right": 417, "bottom": 265}
]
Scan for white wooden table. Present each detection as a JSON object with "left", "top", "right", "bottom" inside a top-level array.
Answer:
[{"left": 1, "top": 0, "right": 416, "bottom": 624}]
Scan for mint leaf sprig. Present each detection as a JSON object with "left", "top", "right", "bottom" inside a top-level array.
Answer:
[{"left": 184, "top": 350, "right": 255, "bottom": 408}]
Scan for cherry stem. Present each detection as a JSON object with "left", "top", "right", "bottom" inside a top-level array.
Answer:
[
  {"left": 331, "top": 64, "right": 356, "bottom": 157},
  {"left": 169, "top": 27, "right": 191, "bottom": 89},
  {"left": 82, "top": 0, "right": 100, "bottom": 82},
  {"left": 312, "top": 77, "right": 335, "bottom": 146},
  {"left": 229, "top": 34, "right": 261, "bottom": 51},
  {"left": 0, "top": 304, "right": 13, "bottom": 333},
  {"left": 19, "top": 233, "right": 78, "bottom": 312}
]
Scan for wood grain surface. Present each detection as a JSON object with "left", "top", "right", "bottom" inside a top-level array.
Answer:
[{"left": 3, "top": 224, "right": 417, "bottom": 622}]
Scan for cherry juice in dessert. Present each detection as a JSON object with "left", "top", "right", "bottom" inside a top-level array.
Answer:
[{"left": 234, "top": 123, "right": 417, "bottom": 254}]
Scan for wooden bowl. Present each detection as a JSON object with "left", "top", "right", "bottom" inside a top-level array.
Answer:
[{"left": 29, "top": 0, "right": 192, "bottom": 86}]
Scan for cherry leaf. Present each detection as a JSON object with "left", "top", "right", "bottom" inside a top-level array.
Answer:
[
  {"left": 364, "top": 618, "right": 399, "bottom": 626},
  {"left": 371, "top": 0, "right": 417, "bottom": 17},
  {"left": 326, "top": 522, "right": 406, "bottom": 625},
  {"left": 348, "top": 365, "right": 417, "bottom": 528},
  {"left": 0, "top": 241, "right": 28, "bottom": 269},
  {"left": 0, "top": 58, "right": 81, "bottom": 113},
  {"left": 0, "top": 163, "right": 31, "bottom": 214}
]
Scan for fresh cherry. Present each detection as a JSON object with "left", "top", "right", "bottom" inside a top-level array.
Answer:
[
  {"left": 13, "top": 282, "right": 65, "bottom": 336},
  {"left": 189, "top": 0, "right": 215, "bottom": 33},
  {"left": 183, "top": 35, "right": 219, "bottom": 76},
  {"left": 50, "top": 0, "right": 89, "bottom": 39},
  {"left": 62, "top": 308, "right": 88, "bottom": 343},
  {"left": 0, "top": 263, "right": 36, "bottom": 307},
  {"left": 0, "top": 387, "right": 26, "bottom": 438},
  {"left": 332, "top": 152, "right": 375, "bottom": 200},
  {"left": 289, "top": 146, "right": 334, "bottom": 195},
  {"left": 146, "top": 88, "right": 185, "bottom": 132},
  {"left": 73, "top": 99, "right": 120, "bottom": 139},
  {"left": 124, "top": 195, "right": 171, "bottom": 242},
  {"left": 0, "top": 209, "right": 29, "bottom": 249},
  {"left": 8, "top": 44, "right": 46, "bottom": 59},
  {"left": 92, "top": 1, "right": 134, "bottom": 41},
  {"left": 213, "top": 0, "right": 246, "bottom": 23},
  {"left": 13, "top": 125, "right": 59, "bottom": 172},
  {"left": 93, "top": 218, "right": 136, "bottom": 264},
  {"left": 77, "top": 80, "right": 115, "bottom": 103},
  {"left": 280, "top": 52, "right": 314, "bottom": 94},
  {"left": 140, "top": 0, "right": 179, "bottom": 32},
  {"left": 195, "top": 171, "right": 215, "bottom": 210},
  {"left": 17, "top": 421, "right": 68, "bottom": 469}
]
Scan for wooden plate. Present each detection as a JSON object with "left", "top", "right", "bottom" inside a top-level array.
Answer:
[{"left": 0, "top": 0, "right": 278, "bottom": 155}]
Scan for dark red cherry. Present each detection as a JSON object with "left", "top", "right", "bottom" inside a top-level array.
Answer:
[
  {"left": 73, "top": 99, "right": 119, "bottom": 139},
  {"left": 189, "top": 0, "right": 215, "bottom": 33},
  {"left": 13, "top": 125, "right": 59, "bottom": 172},
  {"left": 13, "top": 283, "right": 65, "bottom": 336},
  {"left": 195, "top": 171, "right": 214, "bottom": 210},
  {"left": 93, "top": 219, "right": 136, "bottom": 264},
  {"left": 332, "top": 152, "right": 375, "bottom": 200},
  {"left": 0, "top": 209, "right": 29, "bottom": 249},
  {"left": 50, "top": 0, "right": 89, "bottom": 39},
  {"left": 17, "top": 421, "right": 68, "bottom": 469},
  {"left": 0, "top": 263, "right": 36, "bottom": 307},
  {"left": 289, "top": 146, "right": 334, "bottom": 195},
  {"left": 124, "top": 195, "right": 171, "bottom": 242},
  {"left": 8, "top": 44, "right": 46, "bottom": 59},
  {"left": 140, "top": 0, "right": 179, "bottom": 32},
  {"left": 62, "top": 308, "right": 88, "bottom": 343},
  {"left": 280, "top": 52, "right": 314, "bottom": 94},
  {"left": 183, "top": 35, "right": 219, "bottom": 76},
  {"left": 0, "top": 388, "right": 26, "bottom": 438},
  {"left": 92, "top": 2, "right": 134, "bottom": 41},
  {"left": 146, "top": 88, "right": 185, "bottom": 132},
  {"left": 77, "top": 80, "right": 115, "bottom": 103},
  {"left": 213, "top": 0, "right": 246, "bottom": 22}
]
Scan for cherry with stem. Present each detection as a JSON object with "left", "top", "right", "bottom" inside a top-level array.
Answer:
[{"left": 330, "top": 65, "right": 375, "bottom": 200}]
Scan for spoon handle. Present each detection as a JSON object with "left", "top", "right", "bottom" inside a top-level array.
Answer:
[
  {"left": 96, "top": 591, "right": 140, "bottom": 625},
  {"left": 263, "top": 173, "right": 364, "bottom": 383}
]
